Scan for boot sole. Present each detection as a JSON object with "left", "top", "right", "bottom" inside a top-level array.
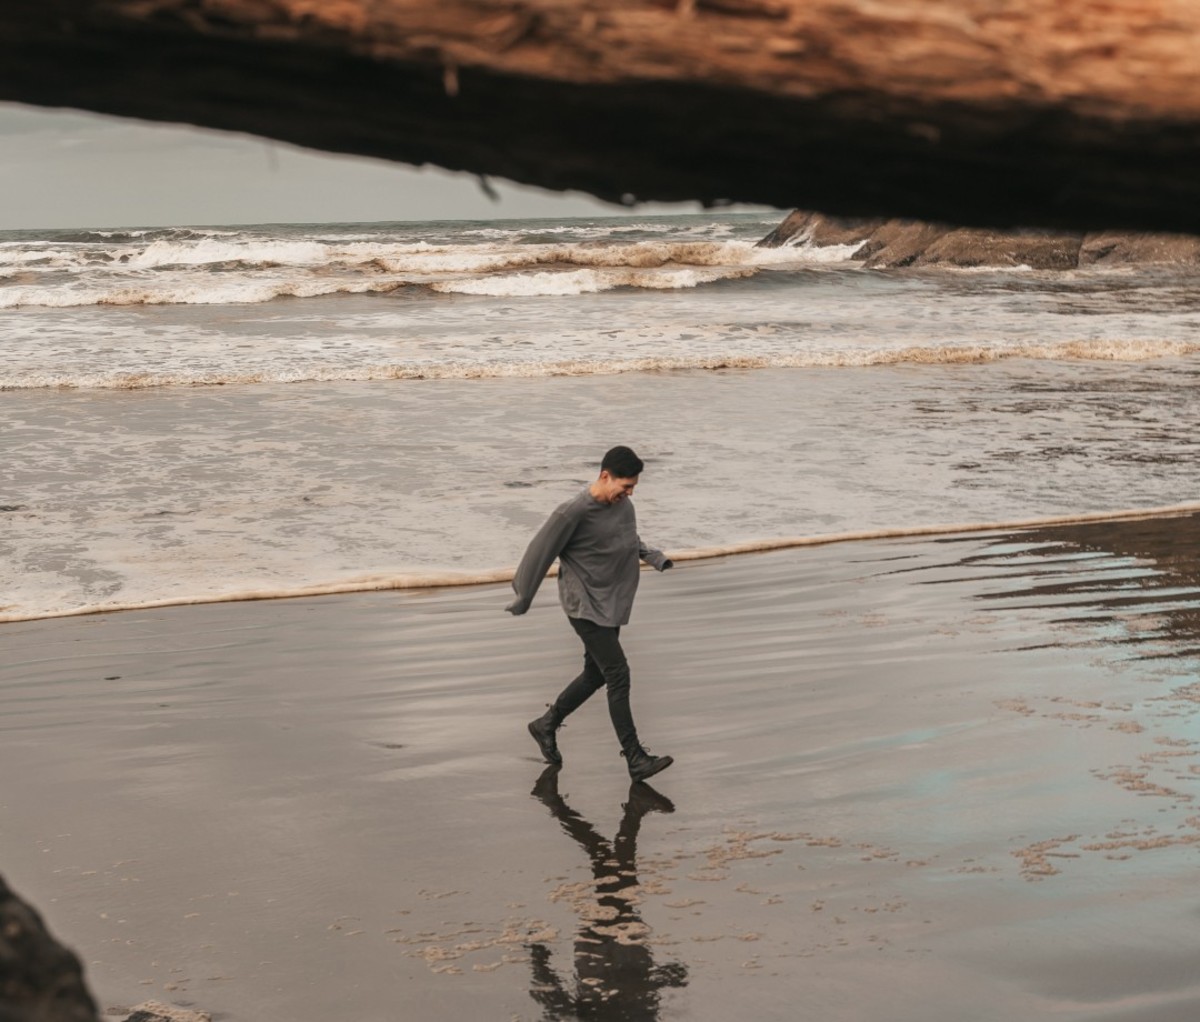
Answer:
[
  {"left": 528, "top": 721, "right": 562, "bottom": 766},
  {"left": 630, "top": 755, "right": 673, "bottom": 782}
]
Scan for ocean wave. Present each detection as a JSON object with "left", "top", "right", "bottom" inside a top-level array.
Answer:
[
  {"left": 459, "top": 222, "right": 680, "bottom": 239},
  {"left": 5, "top": 338, "right": 1198, "bottom": 391},
  {"left": 35, "top": 227, "right": 242, "bottom": 246},
  {"left": 0, "top": 248, "right": 83, "bottom": 267},
  {"left": 0, "top": 237, "right": 840, "bottom": 308},
  {"left": 5, "top": 502, "right": 1198, "bottom": 624},
  {"left": 122, "top": 237, "right": 798, "bottom": 273},
  {"left": 430, "top": 265, "right": 755, "bottom": 296},
  {"left": 0, "top": 278, "right": 416, "bottom": 309},
  {"left": 125, "top": 237, "right": 331, "bottom": 269}
]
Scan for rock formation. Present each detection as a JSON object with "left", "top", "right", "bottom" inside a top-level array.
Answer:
[
  {"left": 4, "top": 2, "right": 1200, "bottom": 231},
  {"left": 0, "top": 874, "right": 214, "bottom": 1022},
  {"left": 757, "top": 209, "right": 1200, "bottom": 269},
  {"left": 0, "top": 874, "right": 97, "bottom": 1022}
]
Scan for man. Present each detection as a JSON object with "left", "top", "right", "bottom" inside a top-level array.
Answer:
[{"left": 506, "top": 446, "right": 674, "bottom": 782}]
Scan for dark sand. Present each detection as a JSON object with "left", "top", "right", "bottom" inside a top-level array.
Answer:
[{"left": 6, "top": 515, "right": 1200, "bottom": 1021}]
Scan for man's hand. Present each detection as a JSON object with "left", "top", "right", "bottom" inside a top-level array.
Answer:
[{"left": 505, "top": 597, "right": 531, "bottom": 615}]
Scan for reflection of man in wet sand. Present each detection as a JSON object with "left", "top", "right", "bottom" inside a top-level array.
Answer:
[
  {"left": 506, "top": 446, "right": 674, "bottom": 782},
  {"left": 527, "top": 766, "right": 687, "bottom": 1020}
]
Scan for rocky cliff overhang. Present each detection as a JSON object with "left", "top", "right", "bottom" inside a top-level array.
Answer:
[{"left": 4, "top": 1, "right": 1200, "bottom": 232}]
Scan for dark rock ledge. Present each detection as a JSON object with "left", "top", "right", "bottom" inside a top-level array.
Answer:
[{"left": 7, "top": 2, "right": 1200, "bottom": 232}]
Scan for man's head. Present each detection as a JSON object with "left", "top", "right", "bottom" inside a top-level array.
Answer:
[{"left": 593, "top": 445, "right": 644, "bottom": 504}]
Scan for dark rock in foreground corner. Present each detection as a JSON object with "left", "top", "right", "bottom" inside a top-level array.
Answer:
[
  {"left": 0, "top": 873, "right": 98, "bottom": 1022},
  {"left": 757, "top": 210, "right": 1200, "bottom": 270},
  {"left": 1, "top": 876, "right": 211, "bottom": 1022}
]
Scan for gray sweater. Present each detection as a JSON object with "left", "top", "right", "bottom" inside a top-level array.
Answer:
[{"left": 508, "top": 488, "right": 671, "bottom": 627}]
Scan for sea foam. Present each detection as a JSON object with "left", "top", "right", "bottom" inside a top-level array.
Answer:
[
  {"left": 4, "top": 337, "right": 1198, "bottom": 391},
  {"left": 0, "top": 235, "right": 843, "bottom": 309},
  {"left": 5, "top": 502, "right": 1199, "bottom": 624}
]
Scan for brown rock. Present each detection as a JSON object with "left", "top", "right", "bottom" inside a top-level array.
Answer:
[
  {"left": 6, "top": 2, "right": 1200, "bottom": 230},
  {"left": 857, "top": 221, "right": 955, "bottom": 268},
  {"left": 755, "top": 210, "right": 883, "bottom": 250},
  {"left": 758, "top": 211, "right": 1200, "bottom": 269},
  {"left": 755, "top": 211, "right": 965, "bottom": 268},
  {"left": 804, "top": 214, "right": 886, "bottom": 249},
  {"left": 757, "top": 212, "right": 1094, "bottom": 269},
  {"left": 755, "top": 210, "right": 821, "bottom": 249},
  {"left": 908, "top": 228, "right": 1083, "bottom": 270},
  {"left": 1079, "top": 232, "right": 1200, "bottom": 266},
  {"left": 122, "top": 1002, "right": 211, "bottom": 1022}
]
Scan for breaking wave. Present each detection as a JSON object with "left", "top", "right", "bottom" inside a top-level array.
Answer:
[
  {"left": 0, "top": 234, "right": 841, "bottom": 309},
  {"left": 429, "top": 266, "right": 756, "bottom": 296},
  {"left": 0, "top": 278, "right": 412, "bottom": 308}
]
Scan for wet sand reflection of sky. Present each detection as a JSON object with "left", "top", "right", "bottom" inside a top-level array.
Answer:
[{"left": 937, "top": 513, "right": 1200, "bottom": 661}]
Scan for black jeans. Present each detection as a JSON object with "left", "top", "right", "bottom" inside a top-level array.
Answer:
[{"left": 553, "top": 617, "right": 638, "bottom": 752}]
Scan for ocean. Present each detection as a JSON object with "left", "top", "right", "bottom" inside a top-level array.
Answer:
[{"left": 3, "top": 210, "right": 1200, "bottom": 622}]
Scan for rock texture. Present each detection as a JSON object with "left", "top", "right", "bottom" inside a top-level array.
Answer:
[
  {"left": 4, "top": 2, "right": 1200, "bottom": 231},
  {"left": 0, "top": 874, "right": 98, "bottom": 1022},
  {"left": 1079, "top": 231, "right": 1200, "bottom": 266},
  {"left": 122, "top": 1002, "right": 211, "bottom": 1022},
  {"left": 758, "top": 209, "right": 1200, "bottom": 269}
]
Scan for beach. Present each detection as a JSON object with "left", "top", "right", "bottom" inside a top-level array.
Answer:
[
  {"left": 6, "top": 210, "right": 1200, "bottom": 1019},
  {"left": 6, "top": 513, "right": 1200, "bottom": 1021}
]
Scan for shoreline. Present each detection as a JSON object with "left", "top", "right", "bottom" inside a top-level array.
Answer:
[{"left": 6, "top": 500, "right": 1200, "bottom": 625}]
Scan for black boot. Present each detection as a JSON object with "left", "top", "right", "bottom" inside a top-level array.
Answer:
[
  {"left": 621, "top": 744, "right": 673, "bottom": 782},
  {"left": 528, "top": 705, "right": 563, "bottom": 766}
]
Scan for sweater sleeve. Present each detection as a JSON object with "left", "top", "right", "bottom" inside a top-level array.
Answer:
[
  {"left": 638, "top": 537, "right": 673, "bottom": 571},
  {"left": 507, "top": 509, "right": 578, "bottom": 614}
]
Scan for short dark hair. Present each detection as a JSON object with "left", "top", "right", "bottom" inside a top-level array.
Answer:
[{"left": 601, "top": 445, "right": 644, "bottom": 478}]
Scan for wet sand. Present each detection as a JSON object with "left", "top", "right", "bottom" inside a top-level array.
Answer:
[{"left": 6, "top": 515, "right": 1200, "bottom": 1021}]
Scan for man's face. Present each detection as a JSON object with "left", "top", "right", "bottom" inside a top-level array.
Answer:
[{"left": 598, "top": 472, "right": 638, "bottom": 504}]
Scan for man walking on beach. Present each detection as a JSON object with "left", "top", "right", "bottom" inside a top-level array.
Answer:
[{"left": 506, "top": 446, "right": 675, "bottom": 782}]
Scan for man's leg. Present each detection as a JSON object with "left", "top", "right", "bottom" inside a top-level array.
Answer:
[
  {"left": 528, "top": 624, "right": 607, "bottom": 765},
  {"left": 567, "top": 619, "right": 673, "bottom": 781},
  {"left": 568, "top": 618, "right": 637, "bottom": 751},
  {"left": 531, "top": 619, "right": 672, "bottom": 779},
  {"left": 553, "top": 643, "right": 608, "bottom": 720}
]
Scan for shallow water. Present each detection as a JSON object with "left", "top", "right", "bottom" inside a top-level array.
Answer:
[
  {"left": 3, "top": 211, "right": 1200, "bottom": 618},
  {"left": 6, "top": 358, "right": 1200, "bottom": 620}
]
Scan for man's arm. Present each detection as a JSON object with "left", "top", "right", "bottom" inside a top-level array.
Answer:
[
  {"left": 506, "top": 510, "right": 577, "bottom": 614},
  {"left": 638, "top": 537, "right": 673, "bottom": 572}
]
